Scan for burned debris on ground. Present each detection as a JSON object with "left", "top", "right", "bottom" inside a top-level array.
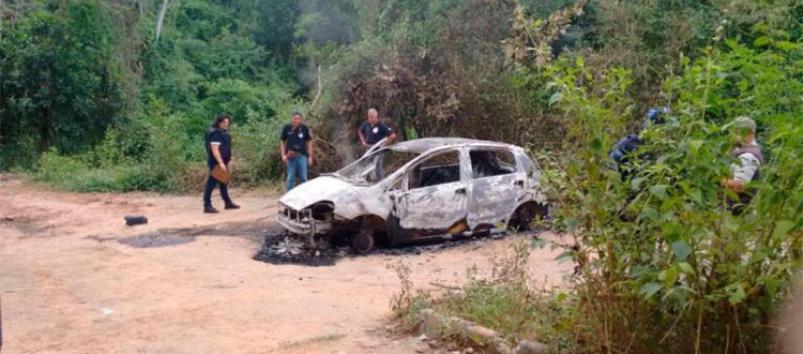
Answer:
[{"left": 252, "top": 230, "right": 534, "bottom": 267}]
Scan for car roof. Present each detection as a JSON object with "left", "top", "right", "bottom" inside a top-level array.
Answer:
[{"left": 387, "top": 138, "right": 519, "bottom": 154}]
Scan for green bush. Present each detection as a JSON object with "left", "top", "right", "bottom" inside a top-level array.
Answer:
[
  {"left": 35, "top": 149, "right": 145, "bottom": 192},
  {"left": 35, "top": 149, "right": 87, "bottom": 187},
  {"left": 541, "top": 29, "right": 802, "bottom": 353}
]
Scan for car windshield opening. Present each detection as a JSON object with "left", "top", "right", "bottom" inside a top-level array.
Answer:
[{"left": 335, "top": 149, "right": 419, "bottom": 185}]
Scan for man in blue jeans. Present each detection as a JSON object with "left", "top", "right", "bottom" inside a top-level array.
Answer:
[{"left": 280, "top": 112, "right": 314, "bottom": 190}]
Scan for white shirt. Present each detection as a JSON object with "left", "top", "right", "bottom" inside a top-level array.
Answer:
[{"left": 731, "top": 141, "right": 761, "bottom": 183}]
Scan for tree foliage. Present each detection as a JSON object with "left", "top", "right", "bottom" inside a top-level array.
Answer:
[
  {"left": 542, "top": 19, "right": 802, "bottom": 353},
  {"left": 0, "top": 1, "right": 124, "bottom": 166}
]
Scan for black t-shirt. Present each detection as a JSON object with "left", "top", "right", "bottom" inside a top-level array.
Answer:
[
  {"left": 281, "top": 124, "right": 312, "bottom": 156},
  {"left": 206, "top": 128, "right": 232, "bottom": 168},
  {"left": 360, "top": 121, "right": 393, "bottom": 145}
]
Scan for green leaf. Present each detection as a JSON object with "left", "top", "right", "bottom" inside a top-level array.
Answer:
[
  {"left": 688, "top": 188, "right": 702, "bottom": 204},
  {"left": 555, "top": 250, "right": 575, "bottom": 263},
  {"left": 555, "top": 291, "right": 568, "bottom": 304},
  {"left": 763, "top": 277, "right": 780, "bottom": 298},
  {"left": 649, "top": 184, "right": 668, "bottom": 200},
  {"left": 775, "top": 41, "right": 798, "bottom": 51},
  {"left": 630, "top": 177, "right": 645, "bottom": 190},
  {"left": 689, "top": 140, "right": 704, "bottom": 154},
  {"left": 639, "top": 206, "right": 659, "bottom": 221},
  {"left": 772, "top": 220, "right": 797, "bottom": 239},
  {"left": 564, "top": 218, "right": 580, "bottom": 232},
  {"left": 548, "top": 92, "right": 563, "bottom": 106},
  {"left": 659, "top": 267, "right": 679, "bottom": 286},
  {"left": 531, "top": 238, "right": 547, "bottom": 249},
  {"left": 590, "top": 138, "right": 602, "bottom": 152},
  {"left": 727, "top": 284, "right": 746, "bottom": 305},
  {"left": 672, "top": 241, "right": 692, "bottom": 262},
  {"left": 753, "top": 36, "right": 771, "bottom": 47},
  {"left": 677, "top": 262, "right": 695, "bottom": 275},
  {"left": 640, "top": 282, "right": 662, "bottom": 300}
]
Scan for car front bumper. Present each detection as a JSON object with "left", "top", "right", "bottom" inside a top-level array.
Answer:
[{"left": 276, "top": 203, "right": 332, "bottom": 236}]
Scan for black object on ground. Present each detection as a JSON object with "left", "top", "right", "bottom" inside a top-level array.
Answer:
[{"left": 124, "top": 215, "right": 148, "bottom": 226}]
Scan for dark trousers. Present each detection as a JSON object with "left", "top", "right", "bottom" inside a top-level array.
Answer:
[{"left": 203, "top": 174, "right": 232, "bottom": 207}]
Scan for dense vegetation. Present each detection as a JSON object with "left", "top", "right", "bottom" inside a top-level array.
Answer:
[{"left": 2, "top": 0, "right": 802, "bottom": 352}]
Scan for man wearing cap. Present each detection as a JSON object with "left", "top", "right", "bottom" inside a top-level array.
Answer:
[
  {"left": 721, "top": 116, "right": 764, "bottom": 214},
  {"left": 358, "top": 108, "right": 396, "bottom": 150}
]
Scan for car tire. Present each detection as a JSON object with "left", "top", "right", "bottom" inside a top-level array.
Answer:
[
  {"left": 510, "top": 203, "right": 547, "bottom": 232},
  {"left": 350, "top": 227, "right": 376, "bottom": 254}
]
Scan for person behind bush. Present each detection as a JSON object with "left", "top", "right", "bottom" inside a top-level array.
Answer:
[
  {"left": 280, "top": 112, "right": 314, "bottom": 190},
  {"left": 609, "top": 106, "right": 670, "bottom": 179},
  {"left": 720, "top": 116, "right": 764, "bottom": 215},
  {"left": 203, "top": 113, "right": 240, "bottom": 213}
]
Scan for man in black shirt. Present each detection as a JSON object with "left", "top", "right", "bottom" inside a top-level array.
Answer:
[
  {"left": 358, "top": 108, "right": 396, "bottom": 149},
  {"left": 204, "top": 114, "right": 239, "bottom": 213},
  {"left": 280, "top": 112, "right": 314, "bottom": 190}
]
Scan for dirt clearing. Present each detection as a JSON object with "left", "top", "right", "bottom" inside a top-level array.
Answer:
[{"left": 0, "top": 175, "right": 572, "bottom": 353}]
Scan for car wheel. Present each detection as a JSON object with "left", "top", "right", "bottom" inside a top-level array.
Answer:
[
  {"left": 350, "top": 227, "right": 376, "bottom": 254},
  {"left": 510, "top": 203, "right": 546, "bottom": 232}
]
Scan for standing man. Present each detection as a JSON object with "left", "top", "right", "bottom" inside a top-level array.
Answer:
[
  {"left": 204, "top": 113, "right": 240, "bottom": 213},
  {"left": 358, "top": 108, "right": 397, "bottom": 150},
  {"left": 280, "top": 112, "right": 313, "bottom": 191},
  {"left": 721, "top": 116, "right": 764, "bottom": 214}
]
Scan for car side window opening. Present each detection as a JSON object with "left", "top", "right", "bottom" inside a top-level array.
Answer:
[
  {"left": 409, "top": 151, "right": 461, "bottom": 189},
  {"left": 470, "top": 150, "right": 517, "bottom": 179}
]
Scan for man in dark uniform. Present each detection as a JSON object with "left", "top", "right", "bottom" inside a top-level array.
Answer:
[
  {"left": 280, "top": 112, "right": 314, "bottom": 191},
  {"left": 204, "top": 113, "right": 239, "bottom": 213},
  {"left": 358, "top": 108, "right": 397, "bottom": 179},
  {"left": 358, "top": 108, "right": 397, "bottom": 149},
  {"left": 609, "top": 106, "right": 669, "bottom": 179}
]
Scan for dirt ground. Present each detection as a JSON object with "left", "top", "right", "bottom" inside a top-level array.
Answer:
[{"left": 0, "top": 175, "right": 572, "bottom": 354}]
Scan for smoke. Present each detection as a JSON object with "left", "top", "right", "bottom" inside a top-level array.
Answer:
[
  {"left": 296, "top": 0, "right": 359, "bottom": 88},
  {"left": 297, "top": 0, "right": 356, "bottom": 45}
]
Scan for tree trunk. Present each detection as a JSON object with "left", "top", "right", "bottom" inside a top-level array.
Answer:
[
  {"left": 133, "top": 0, "right": 144, "bottom": 16},
  {"left": 155, "top": 0, "right": 170, "bottom": 43},
  {"left": 39, "top": 107, "right": 51, "bottom": 152}
]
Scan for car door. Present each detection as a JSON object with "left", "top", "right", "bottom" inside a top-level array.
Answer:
[
  {"left": 466, "top": 148, "right": 527, "bottom": 228},
  {"left": 394, "top": 149, "right": 469, "bottom": 232}
]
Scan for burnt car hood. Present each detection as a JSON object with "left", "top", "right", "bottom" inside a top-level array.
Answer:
[{"left": 278, "top": 175, "right": 363, "bottom": 210}]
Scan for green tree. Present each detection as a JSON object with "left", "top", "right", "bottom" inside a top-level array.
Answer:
[{"left": 0, "top": 0, "right": 125, "bottom": 167}]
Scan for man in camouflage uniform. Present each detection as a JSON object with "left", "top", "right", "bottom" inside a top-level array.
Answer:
[{"left": 721, "top": 116, "right": 764, "bottom": 214}]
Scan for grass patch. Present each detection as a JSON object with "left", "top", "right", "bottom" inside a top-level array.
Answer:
[
  {"left": 390, "top": 237, "right": 578, "bottom": 352},
  {"left": 33, "top": 149, "right": 204, "bottom": 193}
]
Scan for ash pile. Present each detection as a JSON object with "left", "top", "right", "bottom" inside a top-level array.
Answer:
[
  {"left": 253, "top": 232, "right": 350, "bottom": 267},
  {"left": 253, "top": 230, "right": 522, "bottom": 266}
]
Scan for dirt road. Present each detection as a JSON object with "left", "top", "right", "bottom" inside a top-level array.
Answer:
[{"left": 0, "top": 175, "right": 571, "bottom": 354}]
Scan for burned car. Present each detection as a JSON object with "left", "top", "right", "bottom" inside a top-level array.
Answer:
[{"left": 277, "top": 138, "right": 547, "bottom": 253}]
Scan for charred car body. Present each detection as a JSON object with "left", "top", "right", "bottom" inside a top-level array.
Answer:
[{"left": 277, "top": 138, "right": 547, "bottom": 253}]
